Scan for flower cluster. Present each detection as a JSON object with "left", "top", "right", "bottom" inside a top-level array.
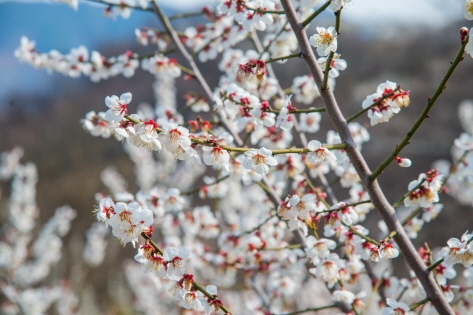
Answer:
[
  {"left": 362, "top": 80, "right": 410, "bottom": 126},
  {"left": 404, "top": 169, "right": 443, "bottom": 208},
  {"left": 96, "top": 198, "right": 153, "bottom": 246},
  {"left": 13, "top": 1, "right": 473, "bottom": 315}
]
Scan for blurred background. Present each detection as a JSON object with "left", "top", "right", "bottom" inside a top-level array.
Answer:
[{"left": 1, "top": 0, "right": 472, "bottom": 313}]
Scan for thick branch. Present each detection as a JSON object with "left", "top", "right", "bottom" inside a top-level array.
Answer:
[{"left": 279, "top": 1, "right": 455, "bottom": 314}]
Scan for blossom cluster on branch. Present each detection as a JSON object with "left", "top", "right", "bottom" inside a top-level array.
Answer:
[{"left": 8, "top": 0, "right": 473, "bottom": 315}]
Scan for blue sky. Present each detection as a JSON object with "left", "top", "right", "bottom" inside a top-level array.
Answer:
[{"left": 0, "top": 0, "right": 465, "bottom": 103}]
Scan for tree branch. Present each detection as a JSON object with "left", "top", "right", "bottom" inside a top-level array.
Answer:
[{"left": 279, "top": 1, "right": 455, "bottom": 314}]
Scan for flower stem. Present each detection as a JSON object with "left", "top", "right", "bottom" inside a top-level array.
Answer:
[{"left": 370, "top": 36, "right": 469, "bottom": 180}]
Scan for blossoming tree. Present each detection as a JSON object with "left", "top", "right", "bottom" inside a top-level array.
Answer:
[{"left": 7, "top": 0, "right": 473, "bottom": 314}]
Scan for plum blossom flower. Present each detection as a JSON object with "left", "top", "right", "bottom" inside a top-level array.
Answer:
[
  {"left": 291, "top": 75, "right": 320, "bottom": 104},
  {"left": 379, "top": 242, "right": 400, "bottom": 260},
  {"left": 404, "top": 170, "right": 443, "bottom": 208},
  {"left": 307, "top": 140, "right": 337, "bottom": 163},
  {"left": 95, "top": 197, "right": 115, "bottom": 227},
  {"left": 317, "top": 54, "right": 347, "bottom": 78},
  {"left": 330, "top": 0, "right": 353, "bottom": 11},
  {"left": 275, "top": 95, "right": 295, "bottom": 130},
  {"left": 289, "top": 193, "right": 316, "bottom": 219},
  {"left": 305, "top": 236, "right": 336, "bottom": 264},
  {"left": 382, "top": 298, "right": 413, "bottom": 315},
  {"left": 362, "top": 81, "right": 410, "bottom": 126},
  {"left": 134, "top": 243, "right": 168, "bottom": 277},
  {"left": 464, "top": 1, "right": 473, "bottom": 20},
  {"left": 107, "top": 201, "right": 154, "bottom": 247},
  {"left": 332, "top": 289, "right": 356, "bottom": 304},
  {"left": 454, "top": 133, "right": 473, "bottom": 151},
  {"left": 466, "top": 28, "right": 473, "bottom": 57},
  {"left": 233, "top": 0, "right": 275, "bottom": 32},
  {"left": 242, "top": 147, "right": 278, "bottom": 175},
  {"left": 250, "top": 101, "right": 276, "bottom": 130},
  {"left": 299, "top": 111, "right": 321, "bottom": 133},
  {"left": 309, "top": 27, "right": 338, "bottom": 56},
  {"left": 163, "top": 247, "right": 190, "bottom": 280},
  {"left": 128, "top": 119, "right": 162, "bottom": 151},
  {"left": 104, "top": 92, "right": 132, "bottom": 122},
  {"left": 160, "top": 123, "right": 192, "bottom": 159},
  {"left": 141, "top": 54, "right": 181, "bottom": 78},
  {"left": 202, "top": 145, "right": 230, "bottom": 171},
  {"left": 438, "top": 231, "right": 473, "bottom": 267}
]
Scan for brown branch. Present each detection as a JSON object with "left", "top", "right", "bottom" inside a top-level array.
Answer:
[
  {"left": 151, "top": 0, "right": 243, "bottom": 146},
  {"left": 279, "top": 1, "right": 455, "bottom": 314}
]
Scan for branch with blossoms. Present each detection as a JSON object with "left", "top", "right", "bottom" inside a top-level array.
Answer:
[{"left": 13, "top": 0, "right": 473, "bottom": 315}]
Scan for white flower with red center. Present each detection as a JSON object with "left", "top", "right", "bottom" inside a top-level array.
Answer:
[
  {"left": 128, "top": 119, "right": 162, "bottom": 151},
  {"left": 14, "top": 36, "right": 36, "bottom": 64},
  {"left": 103, "top": 0, "right": 134, "bottom": 19},
  {"left": 404, "top": 170, "right": 443, "bottom": 208},
  {"left": 82, "top": 111, "right": 113, "bottom": 138},
  {"left": 141, "top": 54, "right": 181, "bottom": 78},
  {"left": 334, "top": 202, "right": 358, "bottom": 225},
  {"left": 382, "top": 298, "right": 413, "bottom": 315},
  {"left": 104, "top": 92, "right": 132, "bottom": 123},
  {"left": 441, "top": 285, "right": 456, "bottom": 303},
  {"left": 368, "top": 244, "right": 381, "bottom": 262},
  {"left": 454, "top": 132, "right": 473, "bottom": 151},
  {"left": 404, "top": 217, "right": 424, "bottom": 239},
  {"left": 330, "top": 0, "right": 353, "bottom": 12},
  {"left": 202, "top": 145, "right": 230, "bottom": 171},
  {"left": 362, "top": 92, "right": 400, "bottom": 126},
  {"left": 332, "top": 289, "right": 356, "bottom": 305},
  {"left": 291, "top": 75, "right": 320, "bottom": 104},
  {"left": 307, "top": 140, "right": 337, "bottom": 163},
  {"left": 134, "top": 243, "right": 168, "bottom": 277},
  {"left": 275, "top": 95, "right": 295, "bottom": 130},
  {"left": 192, "top": 206, "right": 220, "bottom": 239},
  {"left": 300, "top": 111, "right": 321, "bottom": 133},
  {"left": 242, "top": 147, "right": 278, "bottom": 176},
  {"left": 305, "top": 236, "right": 336, "bottom": 264},
  {"left": 96, "top": 197, "right": 116, "bottom": 226},
  {"left": 160, "top": 123, "right": 192, "bottom": 158},
  {"left": 439, "top": 231, "right": 473, "bottom": 267},
  {"left": 464, "top": 0, "right": 473, "bottom": 19},
  {"left": 234, "top": 0, "right": 275, "bottom": 32},
  {"left": 202, "top": 176, "right": 229, "bottom": 199},
  {"left": 422, "top": 203, "right": 443, "bottom": 222},
  {"left": 289, "top": 193, "right": 316, "bottom": 219},
  {"left": 116, "top": 51, "right": 139, "bottom": 78},
  {"left": 163, "top": 247, "right": 190, "bottom": 281},
  {"left": 182, "top": 291, "right": 203, "bottom": 311},
  {"left": 309, "top": 26, "right": 338, "bottom": 57},
  {"left": 163, "top": 188, "right": 186, "bottom": 213},
  {"left": 108, "top": 201, "right": 153, "bottom": 247},
  {"left": 113, "top": 117, "right": 136, "bottom": 141},
  {"left": 362, "top": 81, "right": 410, "bottom": 126},
  {"left": 379, "top": 80, "right": 410, "bottom": 108},
  {"left": 434, "top": 262, "right": 456, "bottom": 285},
  {"left": 310, "top": 253, "right": 344, "bottom": 288},
  {"left": 197, "top": 285, "right": 221, "bottom": 315},
  {"left": 317, "top": 54, "right": 347, "bottom": 78},
  {"left": 379, "top": 242, "right": 400, "bottom": 260},
  {"left": 66, "top": 45, "right": 90, "bottom": 77},
  {"left": 349, "top": 122, "right": 370, "bottom": 149},
  {"left": 250, "top": 101, "right": 276, "bottom": 130}
]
